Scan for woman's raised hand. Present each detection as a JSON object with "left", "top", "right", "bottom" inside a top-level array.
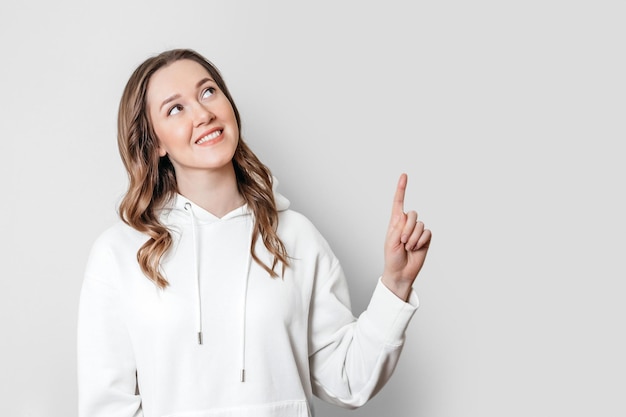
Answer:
[{"left": 382, "top": 173, "right": 432, "bottom": 301}]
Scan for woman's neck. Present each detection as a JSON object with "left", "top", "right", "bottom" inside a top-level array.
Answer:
[{"left": 175, "top": 163, "right": 244, "bottom": 218}]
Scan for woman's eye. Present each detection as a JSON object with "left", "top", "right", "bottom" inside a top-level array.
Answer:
[
  {"left": 168, "top": 104, "right": 183, "bottom": 116},
  {"left": 201, "top": 87, "right": 216, "bottom": 99}
]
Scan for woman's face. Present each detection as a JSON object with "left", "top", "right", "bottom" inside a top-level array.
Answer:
[{"left": 146, "top": 59, "right": 239, "bottom": 177}]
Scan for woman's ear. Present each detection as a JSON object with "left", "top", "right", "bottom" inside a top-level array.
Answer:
[{"left": 158, "top": 145, "right": 167, "bottom": 157}]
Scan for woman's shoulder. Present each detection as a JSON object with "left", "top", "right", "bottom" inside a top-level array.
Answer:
[
  {"left": 278, "top": 209, "right": 318, "bottom": 233},
  {"left": 90, "top": 220, "right": 148, "bottom": 253},
  {"left": 277, "top": 209, "right": 334, "bottom": 252},
  {"left": 82, "top": 221, "right": 147, "bottom": 282}
]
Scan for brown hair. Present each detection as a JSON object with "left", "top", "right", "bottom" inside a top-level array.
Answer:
[{"left": 117, "top": 48, "right": 288, "bottom": 288}]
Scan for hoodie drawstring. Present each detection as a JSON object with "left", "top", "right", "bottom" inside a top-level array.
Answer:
[
  {"left": 240, "top": 219, "right": 253, "bottom": 382},
  {"left": 184, "top": 200, "right": 253, "bottom": 382},
  {"left": 184, "top": 202, "right": 204, "bottom": 345}
]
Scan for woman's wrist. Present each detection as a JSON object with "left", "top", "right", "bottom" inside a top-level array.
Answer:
[{"left": 380, "top": 275, "right": 413, "bottom": 302}]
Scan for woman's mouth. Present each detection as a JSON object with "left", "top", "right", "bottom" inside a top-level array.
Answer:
[{"left": 196, "top": 130, "right": 222, "bottom": 145}]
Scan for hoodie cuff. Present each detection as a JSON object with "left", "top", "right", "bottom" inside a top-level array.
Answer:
[{"left": 362, "top": 278, "right": 419, "bottom": 345}]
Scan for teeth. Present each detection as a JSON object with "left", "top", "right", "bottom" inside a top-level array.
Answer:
[{"left": 196, "top": 130, "right": 222, "bottom": 144}]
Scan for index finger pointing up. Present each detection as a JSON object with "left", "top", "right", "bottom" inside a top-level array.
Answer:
[{"left": 392, "top": 173, "right": 408, "bottom": 216}]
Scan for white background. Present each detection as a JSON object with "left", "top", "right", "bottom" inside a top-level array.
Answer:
[{"left": 1, "top": 1, "right": 624, "bottom": 416}]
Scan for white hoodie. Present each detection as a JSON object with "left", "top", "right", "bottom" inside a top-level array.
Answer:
[{"left": 77, "top": 185, "right": 419, "bottom": 417}]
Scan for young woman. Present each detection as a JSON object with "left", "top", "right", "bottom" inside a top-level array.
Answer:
[{"left": 77, "top": 48, "right": 431, "bottom": 417}]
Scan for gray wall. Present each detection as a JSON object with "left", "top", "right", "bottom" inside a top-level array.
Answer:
[{"left": 1, "top": 1, "right": 624, "bottom": 416}]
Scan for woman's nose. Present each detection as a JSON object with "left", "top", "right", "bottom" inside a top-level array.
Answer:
[{"left": 193, "top": 103, "right": 214, "bottom": 127}]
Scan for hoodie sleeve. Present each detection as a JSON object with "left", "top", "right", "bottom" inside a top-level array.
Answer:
[
  {"left": 308, "top": 249, "right": 419, "bottom": 409},
  {"left": 77, "top": 238, "right": 143, "bottom": 417}
]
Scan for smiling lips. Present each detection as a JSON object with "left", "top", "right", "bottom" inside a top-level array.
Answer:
[{"left": 195, "top": 130, "right": 223, "bottom": 145}]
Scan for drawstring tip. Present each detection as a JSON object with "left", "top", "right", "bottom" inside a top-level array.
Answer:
[
  {"left": 198, "top": 332, "right": 203, "bottom": 345},
  {"left": 240, "top": 369, "right": 246, "bottom": 382}
]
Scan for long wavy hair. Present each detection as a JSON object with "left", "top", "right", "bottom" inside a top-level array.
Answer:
[{"left": 117, "top": 48, "right": 289, "bottom": 288}]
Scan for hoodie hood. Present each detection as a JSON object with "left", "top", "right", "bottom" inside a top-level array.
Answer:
[
  {"left": 272, "top": 177, "right": 291, "bottom": 212},
  {"left": 161, "top": 176, "right": 290, "bottom": 225}
]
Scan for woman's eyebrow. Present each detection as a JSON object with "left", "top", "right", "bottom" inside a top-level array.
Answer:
[
  {"left": 159, "top": 78, "right": 216, "bottom": 110},
  {"left": 160, "top": 94, "right": 181, "bottom": 111},
  {"left": 196, "top": 77, "right": 214, "bottom": 87}
]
